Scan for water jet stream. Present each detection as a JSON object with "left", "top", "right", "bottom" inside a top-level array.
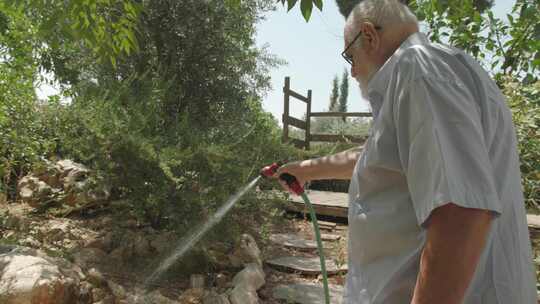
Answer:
[{"left": 144, "top": 176, "right": 262, "bottom": 287}]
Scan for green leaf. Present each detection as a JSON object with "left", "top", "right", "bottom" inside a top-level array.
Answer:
[
  {"left": 300, "top": 0, "right": 313, "bottom": 22},
  {"left": 313, "top": 0, "right": 323, "bottom": 11},
  {"left": 287, "top": 0, "right": 298, "bottom": 11}
]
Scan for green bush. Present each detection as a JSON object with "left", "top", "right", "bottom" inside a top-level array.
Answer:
[{"left": 502, "top": 79, "right": 540, "bottom": 211}]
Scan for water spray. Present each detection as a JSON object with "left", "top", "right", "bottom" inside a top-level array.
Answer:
[{"left": 143, "top": 162, "right": 330, "bottom": 304}]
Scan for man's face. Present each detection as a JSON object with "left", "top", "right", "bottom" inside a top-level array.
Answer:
[
  {"left": 343, "top": 40, "right": 370, "bottom": 99},
  {"left": 343, "top": 25, "right": 381, "bottom": 99}
]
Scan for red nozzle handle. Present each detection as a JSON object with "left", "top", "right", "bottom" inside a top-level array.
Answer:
[
  {"left": 260, "top": 162, "right": 283, "bottom": 178},
  {"left": 260, "top": 162, "right": 304, "bottom": 195},
  {"left": 279, "top": 173, "right": 304, "bottom": 195}
]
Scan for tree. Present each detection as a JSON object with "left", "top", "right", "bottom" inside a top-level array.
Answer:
[
  {"left": 338, "top": 69, "right": 349, "bottom": 114},
  {"left": 329, "top": 75, "right": 340, "bottom": 111},
  {"left": 278, "top": 0, "right": 494, "bottom": 21},
  {"left": 334, "top": 0, "right": 495, "bottom": 18}
]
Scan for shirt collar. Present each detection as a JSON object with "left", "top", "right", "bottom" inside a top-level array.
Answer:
[{"left": 366, "top": 32, "right": 429, "bottom": 116}]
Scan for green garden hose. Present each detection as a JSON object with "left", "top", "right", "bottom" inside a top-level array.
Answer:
[{"left": 300, "top": 192, "right": 331, "bottom": 304}]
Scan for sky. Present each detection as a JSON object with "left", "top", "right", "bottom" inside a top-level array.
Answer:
[{"left": 254, "top": 0, "right": 515, "bottom": 123}]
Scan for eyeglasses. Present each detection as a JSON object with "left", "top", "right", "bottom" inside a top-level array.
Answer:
[{"left": 341, "top": 25, "right": 382, "bottom": 66}]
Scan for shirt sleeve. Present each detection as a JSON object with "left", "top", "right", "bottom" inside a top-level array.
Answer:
[{"left": 394, "top": 76, "right": 502, "bottom": 227}]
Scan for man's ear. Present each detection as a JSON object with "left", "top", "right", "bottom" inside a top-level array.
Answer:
[{"left": 360, "top": 22, "right": 380, "bottom": 54}]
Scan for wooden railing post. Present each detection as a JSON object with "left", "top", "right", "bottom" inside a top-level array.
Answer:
[
  {"left": 282, "top": 77, "right": 290, "bottom": 143},
  {"left": 306, "top": 89, "right": 312, "bottom": 150}
]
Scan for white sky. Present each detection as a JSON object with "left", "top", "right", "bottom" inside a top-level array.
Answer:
[{"left": 255, "top": 0, "right": 515, "bottom": 122}]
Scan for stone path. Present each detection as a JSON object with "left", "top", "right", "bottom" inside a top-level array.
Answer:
[
  {"left": 266, "top": 217, "right": 346, "bottom": 303},
  {"left": 273, "top": 283, "right": 344, "bottom": 304}
]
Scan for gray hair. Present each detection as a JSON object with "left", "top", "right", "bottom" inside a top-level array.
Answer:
[{"left": 344, "top": 0, "right": 418, "bottom": 47}]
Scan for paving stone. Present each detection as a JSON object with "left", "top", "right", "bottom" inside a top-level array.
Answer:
[
  {"left": 320, "top": 234, "right": 341, "bottom": 241},
  {"left": 335, "top": 225, "right": 348, "bottom": 231},
  {"left": 316, "top": 221, "right": 336, "bottom": 228},
  {"left": 269, "top": 234, "right": 318, "bottom": 251},
  {"left": 273, "top": 283, "right": 344, "bottom": 304},
  {"left": 265, "top": 256, "right": 346, "bottom": 275}
]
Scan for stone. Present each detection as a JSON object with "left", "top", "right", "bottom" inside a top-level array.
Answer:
[
  {"left": 232, "top": 263, "right": 265, "bottom": 291},
  {"left": 19, "top": 236, "right": 41, "bottom": 248},
  {"left": 265, "top": 256, "right": 346, "bottom": 275},
  {"left": 178, "top": 288, "right": 204, "bottom": 303},
  {"left": 0, "top": 246, "right": 79, "bottom": 304},
  {"left": 33, "top": 159, "right": 62, "bottom": 188},
  {"left": 92, "top": 287, "right": 107, "bottom": 302},
  {"left": 48, "top": 221, "right": 72, "bottom": 242},
  {"left": 215, "top": 273, "right": 230, "bottom": 289},
  {"left": 146, "top": 290, "right": 178, "bottom": 304},
  {"left": 317, "top": 220, "right": 337, "bottom": 228},
  {"left": 56, "top": 160, "right": 89, "bottom": 190},
  {"left": 87, "top": 268, "right": 107, "bottom": 287},
  {"left": 335, "top": 225, "right": 348, "bottom": 231},
  {"left": 191, "top": 274, "right": 206, "bottom": 289},
  {"left": 203, "top": 290, "right": 231, "bottom": 304},
  {"left": 228, "top": 234, "right": 262, "bottom": 268},
  {"left": 17, "top": 175, "right": 54, "bottom": 207},
  {"left": 107, "top": 280, "right": 126, "bottom": 300},
  {"left": 269, "top": 233, "right": 318, "bottom": 251},
  {"left": 229, "top": 284, "right": 259, "bottom": 304},
  {"left": 73, "top": 248, "right": 108, "bottom": 268},
  {"left": 272, "top": 283, "right": 344, "bottom": 304},
  {"left": 320, "top": 233, "right": 341, "bottom": 241}
]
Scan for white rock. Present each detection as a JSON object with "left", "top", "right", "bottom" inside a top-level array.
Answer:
[
  {"left": 0, "top": 248, "right": 78, "bottom": 304},
  {"left": 228, "top": 234, "right": 262, "bottom": 268},
  {"left": 17, "top": 175, "right": 53, "bottom": 207},
  {"left": 232, "top": 263, "right": 265, "bottom": 291},
  {"left": 229, "top": 284, "right": 259, "bottom": 304}
]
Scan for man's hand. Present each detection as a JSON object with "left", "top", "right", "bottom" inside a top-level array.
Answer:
[
  {"left": 275, "top": 161, "right": 311, "bottom": 194},
  {"left": 411, "top": 203, "right": 494, "bottom": 304}
]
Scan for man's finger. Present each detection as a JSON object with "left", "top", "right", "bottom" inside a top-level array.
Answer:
[{"left": 278, "top": 179, "right": 292, "bottom": 193}]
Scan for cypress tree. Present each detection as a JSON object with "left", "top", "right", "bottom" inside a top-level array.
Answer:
[{"left": 338, "top": 69, "right": 349, "bottom": 120}]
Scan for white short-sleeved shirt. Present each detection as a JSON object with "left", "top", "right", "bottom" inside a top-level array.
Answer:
[{"left": 343, "top": 32, "right": 536, "bottom": 304}]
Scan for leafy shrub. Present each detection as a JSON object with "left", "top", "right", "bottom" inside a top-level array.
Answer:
[{"left": 502, "top": 79, "right": 540, "bottom": 211}]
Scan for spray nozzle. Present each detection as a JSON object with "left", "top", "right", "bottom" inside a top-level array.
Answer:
[
  {"left": 260, "top": 162, "right": 282, "bottom": 178},
  {"left": 260, "top": 162, "right": 304, "bottom": 195}
]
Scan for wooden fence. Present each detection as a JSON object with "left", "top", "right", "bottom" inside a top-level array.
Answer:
[{"left": 282, "top": 76, "right": 372, "bottom": 150}]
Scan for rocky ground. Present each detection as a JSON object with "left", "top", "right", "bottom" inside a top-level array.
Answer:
[{"left": 0, "top": 159, "right": 350, "bottom": 304}]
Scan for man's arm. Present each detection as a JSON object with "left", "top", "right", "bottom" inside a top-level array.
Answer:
[
  {"left": 275, "top": 146, "right": 362, "bottom": 192},
  {"left": 411, "top": 203, "right": 494, "bottom": 304}
]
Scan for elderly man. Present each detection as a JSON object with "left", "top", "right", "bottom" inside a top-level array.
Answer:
[{"left": 276, "top": 0, "right": 536, "bottom": 303}]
